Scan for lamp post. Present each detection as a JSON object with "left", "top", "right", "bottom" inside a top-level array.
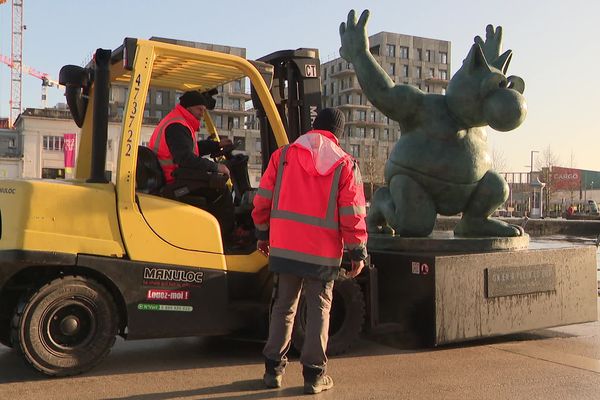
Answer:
[{"left": 528, "top": 150, "right": 539, "bottom": 216}]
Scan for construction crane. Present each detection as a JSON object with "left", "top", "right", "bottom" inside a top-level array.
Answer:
[
  {"left": 0, "top": 54, "right": 62, "bottom": 110},
  {"left": 0, "top": 0, "right": 24, "bottom": 128}
]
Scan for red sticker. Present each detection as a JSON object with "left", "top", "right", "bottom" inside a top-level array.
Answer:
[{"left": 420, "top": 263, "right": 430, "bottom": 275}]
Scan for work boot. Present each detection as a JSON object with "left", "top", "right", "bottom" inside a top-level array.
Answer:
[
  {"left": 304, "top": 375, "right": 334, "bottom": 394},
  {"left": 263, "top": 373, "right": 282, "bottom": 389}
]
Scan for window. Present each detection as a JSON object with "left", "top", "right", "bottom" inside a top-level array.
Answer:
[
  {"left": 355, "top": 127, "right": 366, "bottom": 138},
  {"left": 364, "top": 145, "right": 372, "bottom": 158},
  {"left": 323, "top": 69, "right": 327, "bottom": 80},
  {"left": 371, "top": 111, "right": 377, "bottom": 122},
  {"left": 402, "top": 65, "right": 409, "bottom": 77},
  {"left": 213, "top": 115, "right": 222, "bottom": 128},
  {"left": 350, "top": 144, "right": 360, "bottom": 158},
  {"left": 42, "top": 168, "right": 65, "bottom": 179},
  {"left": 388, "top": 63, "right": 396, "bottom": 75},
  {"left": 440, "top": 69, "right": 448, "bottom": 80},
  {"left": 346, "top": 94, "right": 352, "bottom": 104},
  {"left": 338, "top": 63, "right": 342, "bottom": 72},
  {"left": 231, "top": 98, "right": 241, "bottom": 110},
  {"left": 231, "top": 117, "right": 240, "bottom": 129},
  {"left": 322, "top": 85, "right": 327, "bottom": 96},
  {"left": 381, "top": 129, "right": 390, "bottom": 140},
  {"left": 399, "top": 46, "right": 409, "bottom": 59},
  {"left": 341, "top": 79, "right": 346, "bottom": 90},
  {"left": 255, "top": 138, "right": 261, "bottom": 152},
  {"left": 233, "top": 80, "right": 242, "bottom": 92},
  {"left": 154, "top": 110, "right": 162, "bottom": 119},
  {"left": 425, "top": 85, "right": 430, "bottom": 93},
  {"left": 8, "top": 138, "right": 16, "bottom": 148},
  {"left": 42, "top": 135, "right": 64, "bottom": 151},
  {"left": 369, "top": 128, "right": 376, "bottom": 138},
  {"left": 430, "top": 68, "right": 435, "bottom": 78},
  {"left": 416, "top": 48, "right": 422, "bottom": 61},
  {"left": 440, "top": 52, "right": 448, "bottom": 64},
  {"left": 143, "top": 109, "right": 150, "bottom": 118},
  {"left": 358, "top": 94, "right": 363, "bottom": 104},
  {"left": 357, "top": 110, "right": 367, "bottom": 121},
  {"left": 386, "top": 44, "right": 396, "bottom": 57},
  {"left": 155, "top": 91, "right": 163, "bottom": 105},
  {"left": 441, "top": 88, "right": 446, "bottom": 95},
  {"left": 416, "top": 66, "right": 422, "bottom": 79},
  {"left": 425, "top": 50, "right": 431, "bottom": 62},
  {"left": 216, "top": 97, "right": 223, "bottom": 109},
  {"left": 330, "top": 82, "right": 335, "bottom": 94}
]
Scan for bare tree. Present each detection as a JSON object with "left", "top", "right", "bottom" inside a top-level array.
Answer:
[
  {"left": 361, "top": 146, "right": 385, "bottom": 200},
  {"left": 490, "top": 146, "right": 508, "bottom": 172},
  {"left": 569, "top": 150, "right": 577, "bottom": 205},
  {"left": 536, "top": 145, "right": 561, "bottom": 215}
]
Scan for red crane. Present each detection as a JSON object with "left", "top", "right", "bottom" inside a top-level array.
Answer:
[{"left": 0, "top": 54, "right": 62, "bottom": 110}]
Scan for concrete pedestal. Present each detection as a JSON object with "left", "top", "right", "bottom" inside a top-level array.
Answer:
[{"left": 368, "top": 236, "right": 598, "bottom": 346}]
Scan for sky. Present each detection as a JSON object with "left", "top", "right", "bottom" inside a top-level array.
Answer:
[{"left": 0, "top": 0, "right": 599, "bottom": 172}]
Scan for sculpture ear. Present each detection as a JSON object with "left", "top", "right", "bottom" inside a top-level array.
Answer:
[
  {"left": 464, "top": 43, "right": 491, "bottom": 74},
  {"left": 492, "top": 50, "right": 513, "bottom": 75}
]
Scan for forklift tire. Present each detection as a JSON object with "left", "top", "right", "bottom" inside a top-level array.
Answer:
[
  {"left": 292, "top": 277, "right": 365, "bottom": 356},
  {"left": 11, "top": 275, "right": 118, "bottom": 376}
]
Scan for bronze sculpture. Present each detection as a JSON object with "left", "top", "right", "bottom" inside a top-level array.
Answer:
[{"left": 339, "top": 10, "right": 527, "bottom": 237}]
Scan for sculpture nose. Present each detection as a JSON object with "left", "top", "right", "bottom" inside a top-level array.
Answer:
[{"left": 484, "top": 88, "right": 527, "bottom": 132}]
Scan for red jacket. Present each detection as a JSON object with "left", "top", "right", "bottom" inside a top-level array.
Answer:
[
  {"left": 252, "top": 130, "right": 368, "bottom": 280},
  {"left": 148, "top": 104, "right": 200, "bottom": 183}
]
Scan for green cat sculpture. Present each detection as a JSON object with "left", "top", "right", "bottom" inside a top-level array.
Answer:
[{"left": 340, "top": 10, "right": 527, "bottom": 237}]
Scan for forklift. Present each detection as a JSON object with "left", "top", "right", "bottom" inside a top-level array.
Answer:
[{"left": 0, "top": 38, "right": 369, "bottom": 376}]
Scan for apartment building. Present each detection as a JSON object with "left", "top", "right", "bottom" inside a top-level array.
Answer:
[{"left": 321, "top": 31, "right": 451, "bottom": 187}]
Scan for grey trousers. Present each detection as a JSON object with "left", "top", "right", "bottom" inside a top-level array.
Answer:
[{"left": 263, "top": 273, "right": 334, "bottom": 374}]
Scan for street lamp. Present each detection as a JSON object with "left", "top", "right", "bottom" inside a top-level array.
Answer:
[{"left": 527, "top": 150, "right": 539, "bottom": 216}]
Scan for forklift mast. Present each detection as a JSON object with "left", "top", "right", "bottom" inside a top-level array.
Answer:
[{"left": 252, "top": 48, "right": 322, "bottom": 172}]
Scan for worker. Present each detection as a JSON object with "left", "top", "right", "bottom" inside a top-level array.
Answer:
[
  {"left": 148, "top": 89, "right": 234, "bottom": 238},
  {"left": 252, "top": 108, "right": 368, "bottom": 395}
]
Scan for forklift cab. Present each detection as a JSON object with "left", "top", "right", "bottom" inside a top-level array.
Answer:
[{"left": 59, "top": 38, "right": 321, "bottom": 261}]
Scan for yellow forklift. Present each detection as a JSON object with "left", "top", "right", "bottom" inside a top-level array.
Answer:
[{"left": 0, "top": 38, "right": 367, "bottom": 376}]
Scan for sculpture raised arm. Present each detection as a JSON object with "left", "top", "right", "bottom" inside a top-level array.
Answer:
[{"left": 339, "top": 9, "right": 421, "bottom": 124}]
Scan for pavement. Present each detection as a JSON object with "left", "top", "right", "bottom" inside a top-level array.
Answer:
[{"left": 0, "top": 299, "right": 599, "bottom": 400}]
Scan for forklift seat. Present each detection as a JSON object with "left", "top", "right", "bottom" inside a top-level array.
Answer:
[{"left": 136, "top": 146, "right": 165, "bottom": 194}]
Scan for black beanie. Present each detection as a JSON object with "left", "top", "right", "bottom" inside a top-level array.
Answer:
[
  {"left": 179, "top": 89, "right": 217, "bottom": 110},
  {"left": 313, "top": 108, "right": 345, "bottom": 137}
]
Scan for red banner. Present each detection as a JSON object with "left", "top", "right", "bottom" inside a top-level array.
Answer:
[
  {"left": 63, "top": 133, "right": 76, "bottom": 172},
  {"left": 551, "top": 166, "right": 581, "bottom": 190}
]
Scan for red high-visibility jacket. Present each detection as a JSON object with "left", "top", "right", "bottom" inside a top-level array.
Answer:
[
  {"left": 252, "top": 130, "right": 368, "bottom": 281},
  {"left": 148, "top": 104, "right": 200, "bottom": 183}
]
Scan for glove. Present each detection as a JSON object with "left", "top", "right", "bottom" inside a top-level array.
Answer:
[{"left": 257, "top": 240, "right": 270, "bottom": 256}]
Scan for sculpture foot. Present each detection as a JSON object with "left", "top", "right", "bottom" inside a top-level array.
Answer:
[{"left": 454, "top": 217, "right": 523, "bottom": 238}]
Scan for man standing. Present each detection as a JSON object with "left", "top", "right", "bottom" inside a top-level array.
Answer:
[
  {"left": 149, "top": 89, "right": 234, "bottom": 237},
  {"left": 252, "top": 108, "right": 368, "bottom": 394}
]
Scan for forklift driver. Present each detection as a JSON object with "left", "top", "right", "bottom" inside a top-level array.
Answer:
[{"left": 148, "top": 90, "right": 235, "bottom": 240}]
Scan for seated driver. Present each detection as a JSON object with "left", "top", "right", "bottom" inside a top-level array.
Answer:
[{"left": 148, "top": 89, "right": 235, "bottom": 239}]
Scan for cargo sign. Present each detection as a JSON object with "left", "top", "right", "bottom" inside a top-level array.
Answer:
[
  {"left": 486, "top": 264, "right": 556, "bottom": 298},
  {"left": 146, "top": 289, "right": 189, "bottom": 301},
  {"left": 550, "top": 166, "right": 581, "bottom": 191},
  {"left": 137, "top": 303, "right": 193, "bottom": 312}
]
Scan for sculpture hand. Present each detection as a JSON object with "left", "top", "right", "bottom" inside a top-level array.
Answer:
[
  {"left": 339, "top": 9, "right": 370, "bottom": 63},
  {"left": 474, "top": 25, "right": 503, "bottom": 64}
]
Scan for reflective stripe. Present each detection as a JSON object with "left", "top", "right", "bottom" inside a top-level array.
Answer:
[
  {"left": 271, "top": 210, "right": 338, "bottom": 229},
  {"left": 325, "top": 165, "right": 343, "bottom": 222},
  {"left": 152, "top": 116, "right": 186, "bottom": 153},
  {"left": 255, "top": 223, "right": 269, "bottom": 230},
  {"left": 340, "top": 205, "right": 366, "bottom": 215},
  {"left": 159, "top": 159, "right": 174, "bottom": 166},
  {"left": 270, "top": 247, "right": 341, "bottom": 267},
  {"left": 257, "top": 187, "right": 273, "bottom": 200},
  {"left": 271, "top": 146, "right": 344, "bottom": 230},
  {"left": 345, "top": 242, "right": 366, "bottom": 250},
  {"left": 272, "top": 145, "right": 289, "bottom": 211}
]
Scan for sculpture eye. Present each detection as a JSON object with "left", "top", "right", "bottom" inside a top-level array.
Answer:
[
  {"left": 480, "top": 74, "right": 506, "bottom": 96},
  {"left": 506, "top": 75, "right": 525, "bottom": 94}
]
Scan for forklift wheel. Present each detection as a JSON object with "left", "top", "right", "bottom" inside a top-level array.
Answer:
[
  {"left": 11, "top": 275, "right": 118, "bottom": 376},
  {"left": 292, "top": 277, "right": 365, "bottom": 356}
]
